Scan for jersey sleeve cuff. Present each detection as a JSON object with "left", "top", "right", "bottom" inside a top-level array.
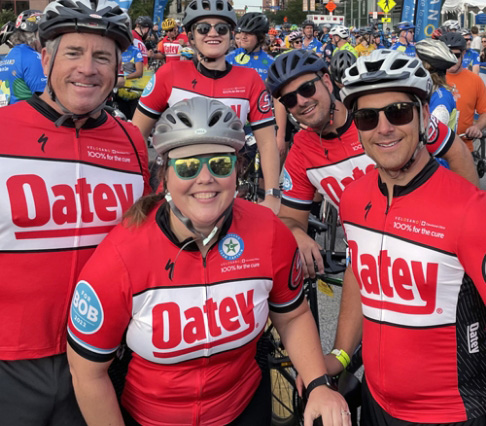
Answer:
[{"left": 67, "top": 330, "right": 118, "bottom": 363}]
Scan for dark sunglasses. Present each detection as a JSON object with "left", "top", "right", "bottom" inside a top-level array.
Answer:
[
  {"left": 279, "top": 75, "right": 321, "bottom": 109},
  {"left": 168, "top": 154, "right": 236, "bottom": 179},
  {"left": 353, "top": 102, "right": 419, "bottom": 131},
  {"left": 194, "top": 22, "right": 231, "bottom": 36},
  {"left": 293, "top": 40, "right": 303, "bottom": 44},
  {"left": 453, "top": 51, "right": 463, "bottom": 58}
]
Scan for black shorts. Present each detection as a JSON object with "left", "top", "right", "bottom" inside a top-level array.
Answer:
[
  {"left": 361, "top": 377, "right": 486, "bottom": 426},
  {"left": 0, "top": 354, "right": 85, "bottom": 426}
]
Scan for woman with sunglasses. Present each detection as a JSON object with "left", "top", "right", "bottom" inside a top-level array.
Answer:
[
  {"left": 66, "top": 97, "right": 350, "bottom": 426},
  {"left": 132, "top": 0, "right": 281, "bottom": 215},
  {"left": 335, "top": 47, "right": 486, "bottom": 426}
]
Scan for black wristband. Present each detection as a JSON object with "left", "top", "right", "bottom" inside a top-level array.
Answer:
[{"left": 305, "top": 374, "right": 337, "bottom": 399}]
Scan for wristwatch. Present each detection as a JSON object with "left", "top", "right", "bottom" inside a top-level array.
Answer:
[
  {"left": 264, "top": 188, "right": 282, "bottom": 199},
  {"left": 305, "top": 374, "right": 337, "bottom": 399}
]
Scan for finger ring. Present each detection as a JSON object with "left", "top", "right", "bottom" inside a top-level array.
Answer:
[{"left": 341, "top": 410, "right": 351, "bottom": 415}]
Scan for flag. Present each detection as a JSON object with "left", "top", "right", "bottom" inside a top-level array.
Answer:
[
  {"left": 153, "top": 0, "right": 170, "bottom": 26},
  {"left": 401, "top": 0, "right": 415, "bottom": 23},
  {"left": 415, "top": 0, "right": 443, "bottom": 41},
  {"left": 112, "top": 0, "right": 133, "bottom": 11}
]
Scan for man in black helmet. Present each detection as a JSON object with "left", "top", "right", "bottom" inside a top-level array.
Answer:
[
  {"left": 0, "top": 0, "right": 151, "bottom": 424},
  {"left": 266, "top": 49, "right": 477, "bottom": 280},
  {"left": 302, "top": 19, "right": 323, "bottom": 54},
  {"left": 133, "top": 15, "right": 154, "bottom": 66}
]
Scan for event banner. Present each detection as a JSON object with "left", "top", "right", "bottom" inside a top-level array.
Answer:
[
  {"left": 153, "top": 0, "right": 170, "bottom": 26},
  {"left": 401, "top": 0, "right": 415, "bottom": 23},
  {"left": 415, "top": 0, "right": 443, "bottom": 41}
]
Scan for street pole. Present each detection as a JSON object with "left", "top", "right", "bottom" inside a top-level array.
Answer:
[{"left": 358, "top": 0, "right": 361, "bottom": 28}]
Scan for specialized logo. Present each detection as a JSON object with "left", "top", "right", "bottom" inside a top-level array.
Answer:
[
  {"left": 289, "top": 249, "right": 303, "bottom": 290},
  {"left": 364, "top": 201, "right": 372, "bottom": 220},
  {"left": 219, "top": 233, "right": 244, "bottom": 260},
  {"left": 282, "top": 168, "right": 292, "bottom": 191},
  {"left": 348, "top": 240, "right": 438, "bottom": 315},
  {"left": 70, "top": 281, "right": 104, "bottom": 334},
  {"left": 38, "top": 133, "right": 48, "bottom": 152},
  {"left": 257, "top": 90, "right": 272, "bottom": 114},
  {"left": 142, "top": 74, "right": 155, "bottom": 97}
]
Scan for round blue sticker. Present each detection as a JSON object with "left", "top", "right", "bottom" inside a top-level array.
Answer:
[
  {"left": 142, "top": 74, "right": 155, "bottom": 97},
  {"left": 219, "top": 234, "right": 244, "bottom": 261},
  {"left": 70, "top": 281, "right": 104, "bottom": 334},
  {"left": 282, "top": 168, "right": 293, "bottom": 191}
]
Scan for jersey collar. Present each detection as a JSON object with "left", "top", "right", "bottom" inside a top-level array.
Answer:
[{"left": 27, "top": 94, "right": 108, "bottom": 129}]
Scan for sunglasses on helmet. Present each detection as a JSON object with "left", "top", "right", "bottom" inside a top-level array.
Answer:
[
  {"left": 353, "top": 102, "right": 419, "bottom": 131},
  {"left": 168, "top": 154, "right": 236, "bottom": 180},
  {"left": 193, "top": 22, "right": 231, "bottom": 36},
  {"left": 279, "top": 75, "right": 322, "bottom": 109}
]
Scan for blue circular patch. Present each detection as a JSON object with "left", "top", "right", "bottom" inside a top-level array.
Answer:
[
  {"left": 282, "top": 168, "right": 293, "bottom": 191},
  {"left": 219, "top": 234, "right": 244, "bottom": 261},
  {"left": 142, "top": 74, "right": 156, "bottom": 97},
  {"left": 70, "top": 281, "right": 104, "bottom": 334}
]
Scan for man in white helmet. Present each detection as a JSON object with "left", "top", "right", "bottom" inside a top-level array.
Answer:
[
  {"left": 332, "top": 49, "right": 486, "bottom": 426},
  {"left": 330, "top": 26, "right": 358, "bottom": 58},
  {"left": 0, "top": 0, "right": 151, "bottom": 423}
]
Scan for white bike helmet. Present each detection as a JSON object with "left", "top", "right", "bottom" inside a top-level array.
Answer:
[
  {"left": 341, "top": 49, "right": 432, "bottom": 110},
  {"left": 330, "top": 26, "right": 349, "bottom": 39}
]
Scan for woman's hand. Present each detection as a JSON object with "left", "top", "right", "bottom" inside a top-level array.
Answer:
[{"left": 304, "top": 386, "right": 351, "bottom": 426}]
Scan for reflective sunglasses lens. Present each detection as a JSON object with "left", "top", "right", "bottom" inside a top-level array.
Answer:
[
  {"left": 214, "top": 23, "right": 229, "bottom": 35},
  {"left": 195, "top": 23, "right": 211, "bottom": 35},
  {"left": 174, "top": 158, "right": 201, "bottom": 178},
  {"left": 353, "top": 109, "right": 379, "bottom": 131},
  {"left": 384, "top": 103, "right": 414, "bottom": 126},
  {"left": 454, "top": 52, "right": 462, "bottom": 58},
  {"left": 208, "top": 156, "right": 235, "bottom": 177},
  {"left": 280, "top": 93, "right": 298, "bottom": 109},
  {"left": 299, "top": 80, "right": 317, "bottom": 98}
]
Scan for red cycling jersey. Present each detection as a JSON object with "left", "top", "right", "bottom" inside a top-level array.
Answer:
[
  {"left": 0, "top": 96, "right": 151, "bottom": 360},
  {"left": 132, "top": 30, "right": 149, "bottom": 67},
  {"left": 136, "top": 60, "right": 275, "bottom": 131},
  {"left": 282, "top": 114, "right": 454, "bottom": 211},
  {"left": 340, "top": 159, "right": 486, "bottom": 423},
  {"left": 68, "top": 199, "right": 304, "bottom": 425},
  {"left": 157, "top": 33, "right": 189, "bottom": 62}
]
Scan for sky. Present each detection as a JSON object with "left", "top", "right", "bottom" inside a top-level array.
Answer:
[{"left": 233, "top": 0, "right": 266, "bottom": 11}]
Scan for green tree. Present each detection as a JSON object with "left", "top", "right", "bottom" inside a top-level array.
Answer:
[
  {"left": 128, "top": 0, "right": 174, "bottom": 24},
  {"left": 0, "top": 9, "right": 16, "bottom": 29}
]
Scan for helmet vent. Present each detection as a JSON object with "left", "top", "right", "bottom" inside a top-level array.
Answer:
[
  {"left": 223, "top": 111, "right": 233, "bottom": 122},
  {"left": 366, "top": 59, "right": 385, "bottom": 72},
  {"left": 177, "top": 113, "right": 192, "bottom": 127},
  {"left": 208, "top": 111, "right": 222, "bottom": 126},
  {"left": 166, "top": 113, "right": 176, "bottom": 124},
  {"left": 390, "top": 59, "right": 408, "bottom": 70}
]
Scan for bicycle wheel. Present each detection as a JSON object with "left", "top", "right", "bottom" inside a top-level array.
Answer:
[{"left": 266, "top": 324, "right": 303, "bottom": 426}]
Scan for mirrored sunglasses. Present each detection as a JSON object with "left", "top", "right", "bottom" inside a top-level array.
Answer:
[{"left": 168, "top": 154, "right": 236, "bottom": 179}]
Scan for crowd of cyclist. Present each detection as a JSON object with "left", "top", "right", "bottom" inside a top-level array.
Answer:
[{"left": 0, "top": 0, "right": 486, "bottom": 425}]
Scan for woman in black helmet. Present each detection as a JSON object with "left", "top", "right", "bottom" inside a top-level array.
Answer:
[{"left": 132, "top": 0, "right": 282, "bottom": 215}]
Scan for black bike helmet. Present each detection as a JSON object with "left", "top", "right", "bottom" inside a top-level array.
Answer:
[
  {"left": 302, "top": 19, "right": 315, "bottom": 30},
  {"left": 39, "top": 0, "right": 132, "bottom": 51},
  {"left": 237, "top": 12, "right": 269, "bottom": 34},
  {"left": 15, "top": 10, "right": 43, "bottom": 33},
  {"left": 439, "top": 31, "right": 466, "bottom": 50},
  {"left": 330, "top": 50, "right": 357, "bottom": 84},
  {"left": 183, "top": 0, "right": 237, "bottom": 31},
  {"left": 416, "top": 38, "right": 457, "bottom": 72},
  {"left": 135, "top": 15, "right": 153, "bottom": 28},
  {"left": 267, "top": 50, "right": 328, "bottom": 98},
  {"left": 0, "top": 21, "right": 15, "bottom": 47}
]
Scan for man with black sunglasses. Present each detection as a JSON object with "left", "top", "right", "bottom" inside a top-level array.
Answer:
[
  {"left": 390, "top": 21, "right": 416, "bottom": 58},
  {"left": 266, "top": 49, "right": 477, "bottom": 279},
  {"left": 132, "top": 0, "right": 281, "bottom": 214},
  {"left": 330, "top": 48, "right": 486, "bottom": 426}
]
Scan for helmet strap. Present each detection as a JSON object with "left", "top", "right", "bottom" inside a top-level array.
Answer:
[{"left": 165, "top": 191, "right": 235, "bottom": 246}]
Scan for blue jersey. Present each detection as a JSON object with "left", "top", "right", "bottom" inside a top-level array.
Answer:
[
  {"left": 462, "top": 49, "right": 480, "bottom": 70},
  {"left": 0, "top": 44, "right": 46, "bottom": 106},
  {"left": 121, "top": 45, "right": 143, "bottom": 76},
  {"left": 301, "top": 37, "right": 323, "bottom": 53},
  {"left": 390, "top": 41, "right": 416, "bottom": 57},
  {"left": 226, "top": 48, "right": 274, "bottom": 81},
  {"left": 429, "top": 86, "right": 457, "bottom": 131}
]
